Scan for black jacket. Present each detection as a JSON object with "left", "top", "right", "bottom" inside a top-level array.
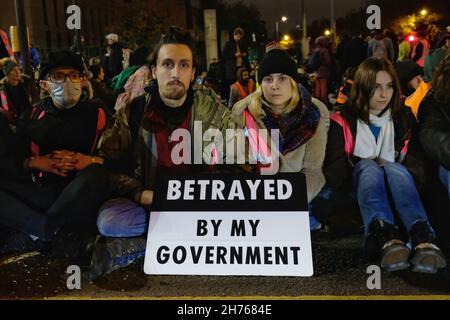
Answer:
[
  {"left": 222, "top": 40, "right": 248, "bottom": 81},
  {"left": 324, "top": 106, "right": 427, "bottom": 192},
  {"left": 0, "top": 97, "right": 108, "bottom": 184},
  {"left": 418, "top": 94, "right": 450, "bottom": 170},
  {"left": 105, "top": 42, "right": 123, "bottom": 80}
]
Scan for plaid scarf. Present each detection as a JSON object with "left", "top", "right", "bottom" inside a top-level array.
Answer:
[{"left": 262, "top": 85, "right": 321, "bottom": 154}]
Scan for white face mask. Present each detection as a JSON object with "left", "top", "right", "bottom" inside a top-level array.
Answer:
[{"left": 46, "top": 80, "right": 82, "bottom": 109}]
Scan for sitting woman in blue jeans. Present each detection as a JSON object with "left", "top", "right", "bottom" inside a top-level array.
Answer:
[{"left": 324, "top": 57, "right": 446, "bottom": 273}]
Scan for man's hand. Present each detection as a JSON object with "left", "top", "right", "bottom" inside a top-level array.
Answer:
[
  {"left": 139, "top": 190, "right": 154, "bottom": 207},
  {"left": 26, "top": 154, "right": 76, "bottom": 177},
  {"left": 71, "top": 152, "right": 104, "bottom": 171}
]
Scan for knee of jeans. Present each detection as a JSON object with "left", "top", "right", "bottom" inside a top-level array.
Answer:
[
  {"left": 97, "top": 203, "right": 128, "bottom": 237},
  {"left": 353, "top": 159, "right": 381, "bottom": 176},
  {"left": 97, "top": 209, "right": 115, "bottom": 237},
  {"left": 383, "top": 162, "right": 409, "bottom": 177}
]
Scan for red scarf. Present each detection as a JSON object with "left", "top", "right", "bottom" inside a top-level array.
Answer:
[{"left": 145, "top": 106, "right": 192, "bottom": 170}]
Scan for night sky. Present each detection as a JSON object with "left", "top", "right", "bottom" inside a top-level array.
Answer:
[{"left": 224, "top": 0, "right": 367, "bottom": 34}]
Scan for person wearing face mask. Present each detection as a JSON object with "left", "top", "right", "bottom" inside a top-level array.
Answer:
[
  {"left": 324, "top": 57, "right": 446, "bottom": 273},
  {"left": 231, "top": 49, "right": 330, "bottom": 232},
  {"left": 0, "top": 51, "right": 111, "bottom": 263},
  {"left": 228, "top": 67, "right": 254, "bottom": 108}
]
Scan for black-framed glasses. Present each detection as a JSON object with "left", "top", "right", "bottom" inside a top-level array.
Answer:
[{"left": 48, "top": 72, "right": 83, "bottom": 83}]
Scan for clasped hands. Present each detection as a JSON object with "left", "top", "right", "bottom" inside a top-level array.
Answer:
[{"left": 26, "top": 150, "right": 101, "bottom": 177}]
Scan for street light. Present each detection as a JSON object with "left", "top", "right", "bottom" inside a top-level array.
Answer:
[
  {"left": 275, "top": 16, "right": 288, "bottom": 41},
  {"left": 324, "top": 29, "right": 331, "bottom": 36},
  {"left": 420, "top": 9, "right": 428, "bottom": 16}
]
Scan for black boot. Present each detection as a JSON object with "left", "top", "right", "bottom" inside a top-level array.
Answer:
[
  {"left": 0, "top": 225, "right": 38, "bottom": 256},
  {"left": 84, "top": 236, "right": 147, "bottom": 282},
  {"left": 45, "top": 228, "right": 97, "bottom": 267},
  {"left": 364, "top": 220, "right": 410, "bottom": 272},
  {"left": 409, "top": 221, "right": 447, "bottom": 273}
]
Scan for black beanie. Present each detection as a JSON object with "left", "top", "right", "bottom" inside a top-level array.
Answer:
[
  {"left": 395, "top": 59, "right": 423, "bottom": 87},
  {"left": 39, "top": 51, "right": 84, "bottom": 80},
  {"left": 257, "top": 49, "right": 297, "bottom": 84}
]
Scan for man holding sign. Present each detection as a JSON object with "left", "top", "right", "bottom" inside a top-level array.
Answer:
[{"left": 87, "top": 27, "right": 234, "bottom": 280}]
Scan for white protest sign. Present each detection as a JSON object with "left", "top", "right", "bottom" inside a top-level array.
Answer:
[
  {"left": 144, "top": 211, "right": 312, "bottom": 276},
  {"left": 144, "top": 173, "right": 313, "bottom": 277}
]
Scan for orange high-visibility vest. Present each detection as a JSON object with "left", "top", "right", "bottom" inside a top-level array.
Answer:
[
  {"left": 231, "top": 79, "right": 254, "bottom": 100},
  {"left": 405, "top": 80, "right": 430, "bottom": 119},
  {"left": 336, "top": 79, "right": 354, "bottom": 105},
  {"left": 411, "top": 39, "right": 430, "bottom": 68}
]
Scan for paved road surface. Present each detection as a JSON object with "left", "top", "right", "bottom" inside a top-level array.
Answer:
[{"left": 1, "top": 234, "right": 449, "bottom": 299}]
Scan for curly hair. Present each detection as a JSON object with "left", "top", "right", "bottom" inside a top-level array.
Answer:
[{"left": 431, "top": 54, "right": 450, "bottom": 104}]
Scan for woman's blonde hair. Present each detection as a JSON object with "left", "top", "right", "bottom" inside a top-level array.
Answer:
[{"left": 247, "top": 77, "right": 300, "bottom": 119}]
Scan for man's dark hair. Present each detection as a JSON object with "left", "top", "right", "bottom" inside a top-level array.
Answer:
[{"left": 148, "top": 26, "right": 197, "bottom": 69}]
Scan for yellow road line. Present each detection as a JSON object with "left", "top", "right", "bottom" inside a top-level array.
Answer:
[
  {"left": 0, "top": 251, "right": 40, "bottom": 266},
  {"left": 45, "top": 295, "right": 450, "bottom": 300}
]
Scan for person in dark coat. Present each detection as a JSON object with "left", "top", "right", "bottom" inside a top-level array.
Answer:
[
  {"left": 104, "top": 33, "right": 123, "bottom": 83},
  {"left": 418, "top": 54, "right": 450, "bottom": 250},
  {"left": 221, "top": 27, "right": 249, "bottom": 100},
  {"left": 0, "top": 51, "right": 111, "bottom": 261},
  {"left": 0, "top": 58, "right": 34, "bottom": 126},
  {"left": 419, "top": 54, "right": 450, "bottom": 196}
]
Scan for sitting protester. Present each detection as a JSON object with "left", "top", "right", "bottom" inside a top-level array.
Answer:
[
  {"left": 419, "top": 54, "right": 450, "bottom": 198},
  {"left": 0, "top": 51, "right": 110, "bottom": 262},
  {"left": 324, "top": 57, "right": 446, "bottom": 273},
  {"left": 0, "top": 58, "right": 35, "bottom": 126},
  {"left": 88, "top": 64, "right": 117, "bottom": 115},
  {"left": 231, "top": 49, "right": 330, "bottom": 231},
  {"left": 89, "top": 27, "right": 234, "bottom": 280},
  {"left": 395, "top": 59, "right": 430, "bottom": 119}
]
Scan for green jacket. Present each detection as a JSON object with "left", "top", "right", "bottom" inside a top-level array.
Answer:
[
  {"left": 424, "top": 47, "right": 450, "bottom": 82},
  {"left": 111, "top": 65, "right": 140, "bottom": 95},
  {"left": 98, "top": 85, "right": 234, "bottom": 200}
]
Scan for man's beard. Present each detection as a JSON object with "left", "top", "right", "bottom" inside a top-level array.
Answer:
[{"left": 162, "top": 81, "right": 187, "bottom": 100}]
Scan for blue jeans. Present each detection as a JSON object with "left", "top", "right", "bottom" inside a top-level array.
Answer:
[
  {"left": 98, "top": 197, "right": 323, "bottom": 236},
  {"left": 97, "top": 198, "right": 148, "bottom": 237},
  {"left": 308, "top": 211, "right": 322, "bottom": 231},
  {"left": 353, "top": 159, "right": 433, "bottom": 237},
  {"left": 439, "top": 166, "right": 450, "bottom": 199}
]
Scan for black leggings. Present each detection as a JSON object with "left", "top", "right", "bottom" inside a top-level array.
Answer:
[{"left": 0, "top": 164, "right": 110, "bottom": 241}]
